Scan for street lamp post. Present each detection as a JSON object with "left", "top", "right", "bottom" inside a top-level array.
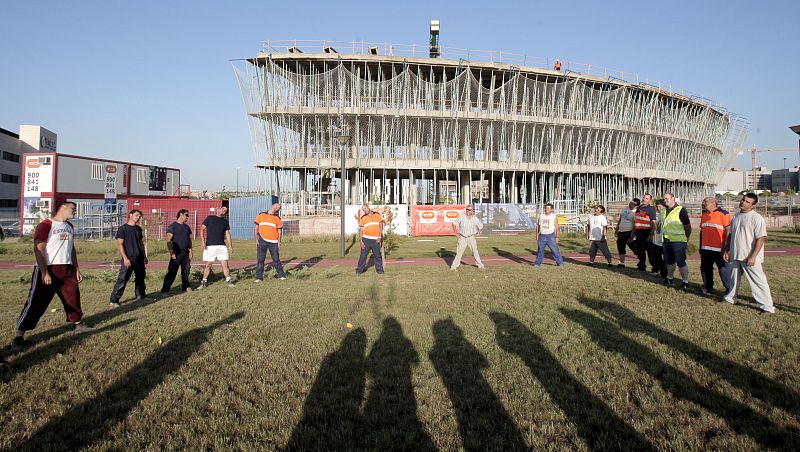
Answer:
[
  {"left": 335, "top": 125, "right": 350, "bottom": 258},
  {"left": 236, "top": 167, "right": 240, "bottom": 197},
  {"left": 247, "top": 171, "right": 251, "bottom": 194}
]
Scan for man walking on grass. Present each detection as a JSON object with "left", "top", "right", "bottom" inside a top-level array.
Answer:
[
  {"left": 450, "top": 205, "right": 485, "bottom": 270},
  {"left": 12, "top": 201, "right": 93, "bottom": 350},
  {"left": 723, "top": 193, "right": 775, "bottom": 314},
  {"left": 356, "top": 204, "right": 385, "bottom": 275},
  {"left": 662, "top": 193, "right": 692, "bottom": 289},
  {"left": 161, "top": 209, "right": 194, "bottom": 294},
  {"left": 633, "top": 193, "right": 658, "bottom": 272},
  {"left": 199, "top": 206, "right": 234, "bottom": 288},
  {"left": 254, "top": 203, "right": 286, "bottom": 281},
  {"left": 109, "top": 209, "right": 150, "bottom": 308},
  {"left": 534, "top": 202, "right": 564, "bottom": 266},
  {"left": 615, "top": 199, "right": 638, "bottom": 267},
  {"left": 699, "top": 197, "right": 731, "bottom": 296}
]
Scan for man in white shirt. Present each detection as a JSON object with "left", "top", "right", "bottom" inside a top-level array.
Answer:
[
  {"left": 12, "top": 201, "right": 93, "bottom": 350},
  {"left": 450, "top": 205, "right": 484, "bottom": 270},
  {"left": 723, "top": 193, "right": 775, "bottom": 314},
  {"left": 534, "top": 202, "right": 564, "bottom": 266},
  {"left": 586, "top": 205, "right": 613, "bottom": 267}
]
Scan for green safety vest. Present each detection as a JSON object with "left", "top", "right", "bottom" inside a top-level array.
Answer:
[{"left": 662, "top": 205, "right": 687, "bottom": 242}]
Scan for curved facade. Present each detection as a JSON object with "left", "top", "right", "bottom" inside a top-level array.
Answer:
[{"left": 234, "top": 44, "right": 747, "bottom": 207}]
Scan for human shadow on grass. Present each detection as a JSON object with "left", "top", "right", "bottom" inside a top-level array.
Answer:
[
  {"left": 361, "top": 317, "right": 436, "bottom": 450},
  {"left": 286, "top": 328, "right": 367, "bottom": 450},
  {"left": 1, "top": 297, "right": 160, "bottom": 359},
  {"left": 17, "top": 311, "right": 245, "bottom": 452},
  {"left": 561, "top": 305, "right": 799, "bottom": 449},
  {"left": 578, "top": 296, "right": 800, "bottom": 421},
  {"left": 290, "top": 255, "right": 325, "bottom": 271},
  {"left": 429, "top": 318, "right": 527, "bottom": 450},
  {"left": 492, "top": 247, "right": 534, "bottom": 265},
  {"left": 489, "top": 312, "right": 654, "bottom": 451},
  {"left": 1, "top": 318, "right": 136, "bottom": 384},
  {"left": 774, "top": 303, "right": 800, "bottom": 315},
  {"left": 435, "top": 247, "right": 455, "bottom": 267}
]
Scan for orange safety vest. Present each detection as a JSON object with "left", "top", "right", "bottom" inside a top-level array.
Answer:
[
  {"left": 634, "top": 208, "right": 653, "bottom": 230},
  {"left": 359, "top": 212, "right": 383, "bottom": 240},
  {"left": 554, "top": 60, "right": 561, "bottom": 70},
  {"left": 700, "top": 209, "right": 731, "bottom": 251},
  {"left": 255, "top": 212, "right": 282, "bottom": 243}
]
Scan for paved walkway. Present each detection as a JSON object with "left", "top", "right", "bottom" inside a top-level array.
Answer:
[{"left": 2, "top": 248, "right": 798, "bottom": 271}]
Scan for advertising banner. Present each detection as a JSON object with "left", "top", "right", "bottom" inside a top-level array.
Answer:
[
  {"left": 410, "top": 205, "right": 468, "bottom": 236},
  {"left": 344, "top": 204, "right": 408, "bottom": 236},
  {"left": 22, "top": 154, "right": 54, "bottom": 235},
  {"left": 473, "top": 203, "right": 537, "bottom": 234},
  {"left": 104, "top": 164, "right": 118, "bottom": 206}
]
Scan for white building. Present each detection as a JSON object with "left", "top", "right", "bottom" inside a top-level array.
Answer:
[
  {"left": 716, "top": 169, "right": 747, "bottom": 194},
  {"left": 0, "top": 127, "right": 23, "bottom": 222}
]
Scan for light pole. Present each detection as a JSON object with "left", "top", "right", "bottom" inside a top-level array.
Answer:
[
  {"left": 791, "top": 125, "right": 800, "bottom": 169},
  {"left": 335, "top": 125, "right": 350, "bottom": 257},
  {"left": 247, "top": 171, "right": 251, "bottom": 194},
  {"left": 236, "top": 167, "right": 240, "bottom": 197}
]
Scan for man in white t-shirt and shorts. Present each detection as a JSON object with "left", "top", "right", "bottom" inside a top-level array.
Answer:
[
  {"left": 200, "top": 206, "right": 234, "bottom": 288},
  {"left": 11, "top": 201, "right": 93, "bottom": 350}
]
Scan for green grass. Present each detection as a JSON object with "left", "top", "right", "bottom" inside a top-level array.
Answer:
[
  {"left": 2, "top": 227, "right": 798, "bottom": 263},
  {"left": 1, "top": 255, "right": 799, "bottom": 450}
]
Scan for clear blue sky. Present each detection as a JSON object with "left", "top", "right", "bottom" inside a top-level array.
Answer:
[{"left": 2, "top": 0, "right": 798, "bottom": 191}]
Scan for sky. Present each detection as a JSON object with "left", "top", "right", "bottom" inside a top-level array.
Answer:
[{"left": 1, "top": 0, "right": 798, "bottom": 191}]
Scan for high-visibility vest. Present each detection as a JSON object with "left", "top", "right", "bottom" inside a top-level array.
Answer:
[
  {"left": 255, "top": 212, "right": 282, "bottom": 242},
  {"left": 359, "top": 212, "right": 383, "bottom": 239},
  {"left": 634, "top": 208, "right": 653, "bottom": 230},
  {"left": 700, "top": 209, "right": 731, "bottom": 251},
  {"left": 662, "top": 205, "right": 688, "bottom": 242}
]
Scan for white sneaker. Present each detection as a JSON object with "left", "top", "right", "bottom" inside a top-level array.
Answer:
[{"left": 722, "top": 296, "right": 737, "bottom": 305}]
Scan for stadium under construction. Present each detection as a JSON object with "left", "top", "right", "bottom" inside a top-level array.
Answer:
[{"left": 233, "top": 35, "right": 748, "bottom": 212}]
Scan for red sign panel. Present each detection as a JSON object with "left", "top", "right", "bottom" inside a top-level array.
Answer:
[{"left": 410, "top": 204, "right": 468, "bottom": 236}]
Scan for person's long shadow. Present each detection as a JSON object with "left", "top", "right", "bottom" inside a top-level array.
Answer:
[
  {"left": 1, "top": 318, "right": 136, "bottom": 383},
  {"left": 578, "top": 296, "right": 800, "bottom": 420},
  {"left": 435, "top": 247, "right": 455, "bottom": 267},
  {"left": 489, "top": 312, "right": 654, "bottom": 451},
  {"left": 1, "top": 297, "right": 159, "bottom": 359},
  {"left": 17, "top": 311, "right": 245, "bottom": 451},
  {"left": 429, "top": 318, "right": 527, "bottom": 450},
  {"left": 290, "top": 255, "right": 325, "bottom": 270},
  {"left": 561, "top": 307, "right": 798, "bottom": 449},
  {"left": 492, "top": 247, "right": 534, "bottom": 265},
  {"left": 286, "top": 328, "right": 367, "bottom": 450},
  {"left": 361, "top": 317, "right": 436, "bottom": 450}
]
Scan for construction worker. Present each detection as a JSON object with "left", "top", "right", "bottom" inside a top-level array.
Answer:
[
  {"left": 633, "top": 193, "right": 658, "bottom": 272},
  {"left": 699, "top": 197, "right": 732, "bottom": 295},
  {"left": 554, "top": 59, "right": 562, "bottom": 71},
  {"left": 661, "top": 193, "right": 692, "bottom": 289},
  {"left": 356, "top": 203, "right": 385, "bottom": 274}
]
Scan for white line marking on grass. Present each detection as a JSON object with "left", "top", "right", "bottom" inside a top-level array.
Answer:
[{"left": 417, "top": 239, "right": 435, "bottom": 242}]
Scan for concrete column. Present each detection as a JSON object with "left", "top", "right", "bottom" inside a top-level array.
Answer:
[
  {"left": 460, "top": 170, "right": 470, "bottom": 205},
  {"left": 349, "top": 169, "right": 359, "bottom": 205}
]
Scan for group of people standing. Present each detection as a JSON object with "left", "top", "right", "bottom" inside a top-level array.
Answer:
[{"left": 532, "top": 192, "right": 776, "bottom": 315}]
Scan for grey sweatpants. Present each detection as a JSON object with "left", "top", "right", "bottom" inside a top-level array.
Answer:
[
  {"left": 724, "top": 260, "right": 775, "bottom": 313},
  {"left": 451, "top": 235, "right": 484, "bottom": 269}
]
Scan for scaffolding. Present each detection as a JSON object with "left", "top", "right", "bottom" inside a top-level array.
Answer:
[{"left": 233, "top": 40, "right": 748, "bottom": 212}]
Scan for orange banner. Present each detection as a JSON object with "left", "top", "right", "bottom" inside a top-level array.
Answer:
[{"left": 410, "top": 204, "right": 468, "bottom": 236}]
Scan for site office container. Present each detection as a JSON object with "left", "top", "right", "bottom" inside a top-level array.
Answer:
[{"left": 127, "top": 198, "right": 223, "bottom": 241}]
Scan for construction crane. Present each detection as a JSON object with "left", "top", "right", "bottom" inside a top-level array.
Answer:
[{"left": 743, "top": 145, "right": 797, "bottom": 190}]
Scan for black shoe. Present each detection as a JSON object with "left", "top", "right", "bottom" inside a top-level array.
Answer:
[
  {"left": 662, "top": 278, "right": 673, "bottom": 286},
  {"left": 637, "top": 267, "right": 647, "bottom": 272},
  {"left": 617, "top": 263, "right": 625, "bottom": 268},
  {"left": 586, "top": 262, "right": 594, "bottom": 267},
  {"left": 607, "top": 263, "right": 614, "bottom": 268},
  {"left": 681, "top": 282, "right": 689, "bottom": 290},
  {"left": 650, "top": 268, "right": 659, "bottom": 273},
  {"left": 11, "top": 336, "right": 26, "bottom": 350}
]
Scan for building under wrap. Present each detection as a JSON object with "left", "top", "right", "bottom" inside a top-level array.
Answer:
[{"left": 233, "top": 41, "right": 748, "bottom": 210}]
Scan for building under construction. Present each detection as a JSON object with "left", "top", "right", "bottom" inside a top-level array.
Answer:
[{"left": 232, "top": 36, "right": 748, "bottom": 212}]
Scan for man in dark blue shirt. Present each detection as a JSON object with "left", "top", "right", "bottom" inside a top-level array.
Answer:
[
  {"left": 200, "top": 206, "right": 234, "bottom": 288},
  {"left": 160, "top": 209, "right": 193, "bottom": 293},
  {"left": 109, "top": 209, "right": 150, "bottom": 307}
]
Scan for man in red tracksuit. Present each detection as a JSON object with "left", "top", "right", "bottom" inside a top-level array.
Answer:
[{"left": 11, "top": 201, "right": 93, "bottom": 350}]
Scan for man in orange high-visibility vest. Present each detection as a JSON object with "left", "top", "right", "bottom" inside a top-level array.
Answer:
[
  {"left": 699, "top": 197, "right": 731, "bottom": 295},
  {"left": 356, "top": 203, "right": 385, "bottom": 274},
  {"left": 633, "top": 193, "right": 658, "bottom": 272},
  {"left": 254, "top": 203, "right": 286, "bottom": 281}
]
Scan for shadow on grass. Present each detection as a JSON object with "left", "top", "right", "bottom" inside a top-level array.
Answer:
[
  {"left": 489, "top": 312, "right": 654, "bottom": 450},
  {"left": 434, "top": 247, "right": 455, "bottom": 267},
  {"left": 578, "top": 297, "right": 800, "bottom": 421},
  {"left": 286, "top": 328, "right": 367, "bottom": 450},
  {"left": 492, "top": 247, "right": 534, "bottom": 265},
  {"left": 1, "top": 319, "right": 136, "bottom": 383},
  {"left": 429, "top": 318, "right": 527, "bottom": 450},
  {"left": 774, "top": 303, "right": 800, "bottom": 315},
  {"left": 562, "top": 302, "right": 798, "bottom": 449},
  {"left": 17, "top": 311, "right": 245, "bottom": 451},
  {"left": 289, "top": 255, "right": 325, "bottom": 271},
  {"left": 361, "top": 317, "right": 436, "bottom": 450},
  {"left": 1, "top": 297, "right": 162, "bottom": 359}
]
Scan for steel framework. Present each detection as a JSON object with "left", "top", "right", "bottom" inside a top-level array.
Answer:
[{"left": 233, "top": 40, "right": 748, "bottom": 209}]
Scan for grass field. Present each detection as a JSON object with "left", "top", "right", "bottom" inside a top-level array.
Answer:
[{"left": 1, "top": 248, "right": 798, "bottom": 450}]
